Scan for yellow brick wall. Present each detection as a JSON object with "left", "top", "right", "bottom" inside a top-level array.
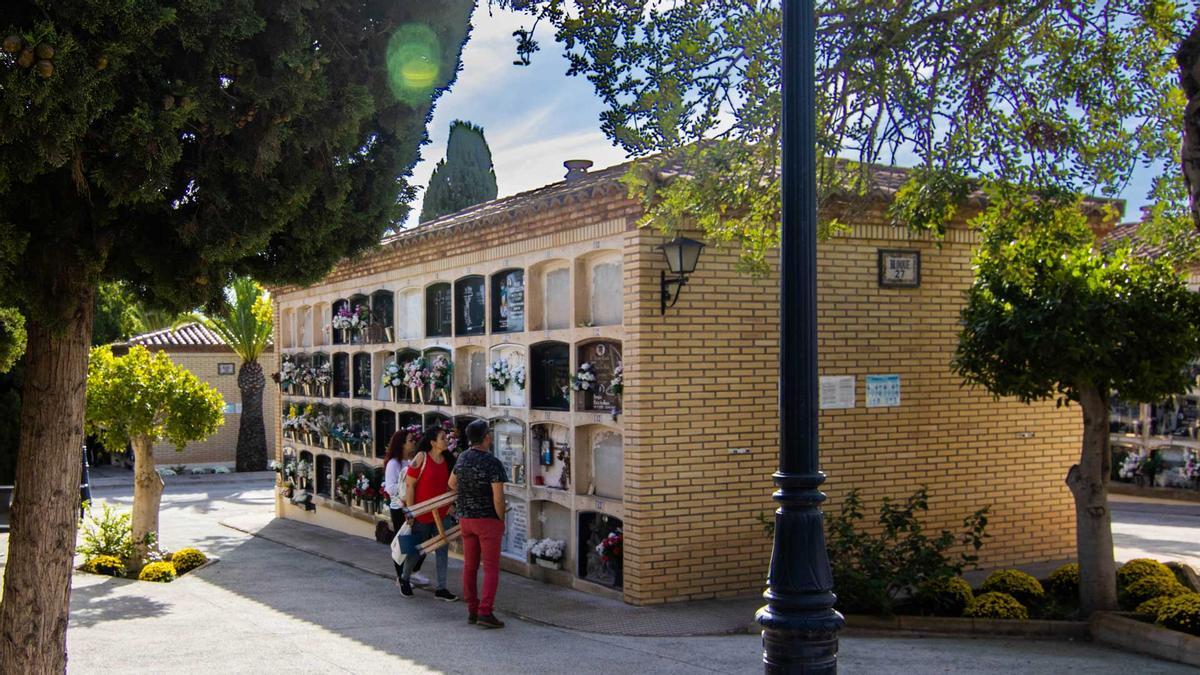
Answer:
[
  {"left": 150, "top": 351, "right": 278, "bottom": 467},
  {"left": 622, "top": 220, "right": 1080, "bottom": 605}
]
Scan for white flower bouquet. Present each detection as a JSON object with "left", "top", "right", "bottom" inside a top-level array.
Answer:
[
  {"left": 527, "top": 538, "right": 566, "bottom": 564},
  {"left": 1118, "top": 452, "right": 1143, "bottom": 480},
  {"left": 488, "top": 359, "right": 511, "bottom": 391},
  {"left": 570, "top": 362, "right": 597, "bottom": 392}
]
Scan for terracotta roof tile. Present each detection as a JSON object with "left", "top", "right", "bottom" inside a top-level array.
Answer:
[{"left": 116, "top": 323, "right": 229, "bottom": 352}]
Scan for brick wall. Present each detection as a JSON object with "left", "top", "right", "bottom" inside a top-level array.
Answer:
[
  {"left": 622, "top": 217, "right": 1080, "bottom": 605},
  {"left": 150, "top": 351, "right": 278, "bottom": 467}
]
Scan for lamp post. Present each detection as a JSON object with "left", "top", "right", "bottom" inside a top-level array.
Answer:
[{"left": 755, "top": 0, "right": 844, "bottom": 672}]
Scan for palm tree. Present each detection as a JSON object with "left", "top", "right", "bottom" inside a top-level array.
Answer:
[{"left": 190, "top": 277, "right": 273, "bottom": 471}]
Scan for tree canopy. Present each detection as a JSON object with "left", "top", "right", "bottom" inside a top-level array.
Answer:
[
  {"left": 502, "top": 0, "right": 1194, "bottom": 272},
  {"left": 419, "top": 120, "right": 499, "bottom": 222},
  {"left": 85, "top": 345, "right": 224, "bottom": 452},
  {"left": 0, "top": 307, "right": 24, "bottom": 374}
]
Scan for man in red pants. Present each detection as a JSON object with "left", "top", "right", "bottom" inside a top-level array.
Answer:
[{"left": 448, "top": 419, "right": 507, "bottom": 628}]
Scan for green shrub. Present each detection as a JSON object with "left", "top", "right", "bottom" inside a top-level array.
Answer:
[
  {"left": 81, "top": 555, "right": 124, "bottom": 577},
  {"left": 1120, "top": 575, "right": 1189, "bottom": 610},
  {"left": 138, "top": 561, "right": 177, "bottom": 583},
  {"left": 77, "top": 502, "right": 135, "bottom": 562},
  {"left": 964, "top": 592, "right": 1029, "bottom": 620},
  {"left": 1044, "top": 563, "right": 1079, "bottom": 602},
  {"left": 1117, "top": 558, "right": 1174, "bottom": 592},
  {"left": 827, "top": 488, "right": 989, "bottom": 615},
  {"left": 1156, "top": 593, "right": 1200, "bottom": 636},
  {"left": 979, "top": 569, "right": 1044, "bottom": 606},
  {"left": 1134, "top": 595, "right": 1176, "bottom": 621},
  {"left": 171, "top": 548, "right": 207, "bottom": 574},
  {"left": 912, "top": 576, "right": 973, "bottom": 617}
]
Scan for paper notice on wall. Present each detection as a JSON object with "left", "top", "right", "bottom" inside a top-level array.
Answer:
[
  {"left": 865, "top": 375, "right": 901, "bottom": 408},
  {"left": 819, "top": 376, "right": 855, "bottom": 410},
  {"left": 501, "top": 500, "right": 528, "bottom": 559}
]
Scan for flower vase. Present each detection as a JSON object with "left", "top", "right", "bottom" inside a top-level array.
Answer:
[
  {"left": 391, "top": 387, "right": 399, "bottom": 403},
  {"left": 535, "top": 557, "right": 561, "bottom": 570},
  {"left": 350, "top": 331, "right": 361, "bottom": 345},
  {"left": 384, "top": 326, "right": 394, "bottom": 343},
  {"left": 336, "top": 328, "right": 346, "bottom": 344},
  {"left": 439, "top": 388, "right": 451, "bottom": 406}
]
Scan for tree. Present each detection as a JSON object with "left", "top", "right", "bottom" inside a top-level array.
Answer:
[
  {"left": 419, "top": 120, "right": 499, "bottom": 222},
  {"left": 0, "top": 2, "right": 474, "bottom": 669},
  {"left": 953, "top": 189, "right": 1200, "bottom": 614},
  {"left": 502, "top": 1, "right": 1190, "bottom": 272},
  {"left": 85, "top": 345, "right": 223, "bottom": 567},
  {"left": 189, "top": 277, "right": 273, "bottom": 472},
  {"left": 1179, "top": 18, "right": 1200, "bottom": 230}
]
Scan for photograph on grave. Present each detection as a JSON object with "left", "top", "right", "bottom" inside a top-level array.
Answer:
[
  {"left": 492, "top": 269, "right": 525, "bottom": 333},
  {"left": 576, "top": 341, "right": 622, "bottom": 412}
]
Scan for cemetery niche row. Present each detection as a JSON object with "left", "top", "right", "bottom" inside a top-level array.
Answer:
[
  {"left": 279, "top": 339, "right": 623, "bottom": 414},
  {"left": 278, "top": 251, "right": 623, "bottom": 349}
]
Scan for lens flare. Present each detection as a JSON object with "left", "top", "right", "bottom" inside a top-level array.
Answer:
[{"left": 387, "top": 24, "right": 441, "bottom": 106}]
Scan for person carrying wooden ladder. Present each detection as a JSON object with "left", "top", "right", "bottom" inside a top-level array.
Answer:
[{"left": 398, "top": 424, "right": 458, "bottom": 602}]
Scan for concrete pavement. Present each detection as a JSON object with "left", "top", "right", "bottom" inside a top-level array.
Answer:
[{"left": 5, "top": 476, "right": 1180, "bottom": 673}]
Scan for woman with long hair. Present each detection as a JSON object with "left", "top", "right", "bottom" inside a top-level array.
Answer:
[
  {"left": 384, "top": 427, "right": 428, "bottom": 588},
  {"left": 397, "top": 424, "right": 457, "bottom": 601}
]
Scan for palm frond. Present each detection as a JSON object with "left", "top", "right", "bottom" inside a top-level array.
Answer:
[{"left": 190, "top": 277, "right": 272, "bottom": 363}]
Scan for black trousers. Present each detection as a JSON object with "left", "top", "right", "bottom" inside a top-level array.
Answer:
[{"left": 389, "top": 507, "right": 424, "bottom": 580}]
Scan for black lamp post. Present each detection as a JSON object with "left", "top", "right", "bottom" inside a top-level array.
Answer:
[
  {"left": 657, "top": 236, "right": 706, "bottom": 314},
  {"left": 755, "top": 0, "right": 844, "bottom": 672}
]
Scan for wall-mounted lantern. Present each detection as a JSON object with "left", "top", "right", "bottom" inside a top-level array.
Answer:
[{"left": 657, "top": 236, "right": 706, "bottom": 314}]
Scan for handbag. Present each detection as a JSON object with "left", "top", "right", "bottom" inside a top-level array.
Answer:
[{"left": 388, "top": 454, "right": 430, "bottom": 564}]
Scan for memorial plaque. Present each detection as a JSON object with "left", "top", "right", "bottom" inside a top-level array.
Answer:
[
  {"left": 531, "top": 342, "right": 570, "bottom": 410},
  {"left": 579, "top": 341, "right": 622, "bottom": 412},
  {"left": 589, "top": 260, "right": 622, "bottom": 326},
  {"left": 592, "top": 430, "right": 623, "bottom": 500},
  {"left": 455, "top": 276, "right": 485, "bottom": 336},
  {"left": 425, "top": 283, "right": 452, "bottom": 337},
  {"left": 494, "top": 419, "right": 525, "bottom": 486},
  {"left": 502, "top": 500, "right": 528, "bottom": 558},
  {"left": 493, "top": 270, "right": 525, "bottom": 333},
  {"left": 544, "top": 267, "right": 570, "bottom": 330}
]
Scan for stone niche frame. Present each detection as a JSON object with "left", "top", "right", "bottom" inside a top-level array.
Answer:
[
  {"left": 491, "top": 416, "right": 527, "bottom": 487},
  {"left": 370, "top": 289, "right": 395, "bottom": 343},
  {"left": 425, "top": 281, "right": 453, "bottom": 339},
  {"left": 316, "top": 454, "right": 332, "bottom": 497},
  {"left": 374, "top": 409, "right": 396, "bottom": 459},
  {"left": 352, "top": 353, "right": 372, "bottom": 400},
  {"left": 332, "top": 352, "right": 350, "bottom": 399},
  {"left": 397, "top": 287, "right": 423, "bottom": 341},
  {"left": 530, "top": 341, "right": 570, "bottom": 411},
  {"left": 575, "top": 250, "right": 623, "bottom": 328},
  {"left": 298, "top": 305, "right": 313, "bottom": 348},
  {"left": 574, "top": 424, "right": 623, "bottom": 501},
  {"left": 491, "top": 268, "right": 526, "bottom": 334},
  {"left": 578, "top": 512, "right": 623, "bottom": 589},
  {"left": 530, "top": 500, "right": 572, "bottom": 568},
  {"left": 455, "top": 345, "right": 488, "bottom": 408},
  {"left": 395, "top": 349, "right": 421, "bottom": 403},
  {"left": 531, "top": 422, "right": 570, "bottom": 491},
  {"left": 575, "top": 340, "right": 622, "bottom": 413},
  {"left": 298, "top": 450, "right": 314, "bottom": 491},
  {"left": 528, "top": 259, "right": 572, "bottom": 332},
  {"left": 311, "top": 302, "right": 329, "bottom": 347},
  {"left": 372, "top": 350, "right": 395, "bottom": 402},
  {"left": 331, "top": 299, "right": 349, "bottom": 345},
  {"left": 422, "top": 346, "right": 453, "bottom": 406},
  {"left": 454, "top": 275, "right": 487, "bottom": 337},
  {"left": 489, "top": 344, "right": 527, "bottom": 408},
  {"left": 281, "top": 308, "right": 295, "bottom": 348}
]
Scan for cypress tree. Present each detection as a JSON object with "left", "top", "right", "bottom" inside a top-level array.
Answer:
[
  {"left": 0, "top": 2, "right": 474, "bottom": 669},
  {"left": 419, "top": 120, "right": 499, "bottom": 221}
]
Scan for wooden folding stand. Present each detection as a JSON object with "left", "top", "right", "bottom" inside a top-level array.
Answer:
[{"left": 408, "top": 491, "right": 460, "bottom": 555}]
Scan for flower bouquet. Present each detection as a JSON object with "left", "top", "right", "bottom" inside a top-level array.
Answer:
[
  {"left": 487, "top": 359, "right": 511, "bottom": 391},
  {"left": 336, "top": 473, "right": 355, "bottom": 504},
  {"left": 329, "top": 422, "right": 352, "bottom": 453},
  {"left": 610, "top": 364, "right": 623, "bottom": 396},
  {"left": 430, "top": 355, "right": 453, "bottom": 405},
  {"left": 296, "top": 459, "right": 312, "bottom": 491},
  {"left": 570, "top": 362, "right": 597, "bottom": 392},
  {"left": 596, "top": 530, "right": 623, "bottom": 586},
  {"left": 296, "top": 364, "right": 316, "bottom": 396},
  {"left": 1118, "top": 452, "right": 1144, "bottom": 482},
  {"left": 282, "top": 405, "right": 301, "bottom": 439},
  {"left": 356, "top": 427, "right": 372, "bottom": 455},
  {"left": 279, "top": 356, "right": 297, "bottom": 393},
  {"left": 352, "top": 473, "right": 370, "bottom": 506},
  {"left": 441, "top": 419, "right": 460, "bottom": 455},
  {"left": 314, "top": 363, "right": 332, "bottom": 397},
  {"left": 512, "top": 361, "right": 526, "bottom": 390},
  {"left": 403, "top": 358, "right": 429, "bottom": 404},
  {"left": 381, "top": 362, "right": 404, "bottom": 402},
  {"left": 527, "top": 538, "right": 566, "bottom": 570},
  {"left": 1184, "top": 449, "right": 1200, "bottom": 488}
]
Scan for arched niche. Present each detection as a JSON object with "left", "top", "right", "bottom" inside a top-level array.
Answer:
[
  {"left": 352, "top": 353, "right": 372, "bottom": 400},
  {"left": 423, "top": 347, "right": 453, "bottom": 406},
  {"left": 280, "top": 354, "right": 297, "bottom": 396},
  {"left": 575, "top": 340, "right": 622, "bottom": 413},
  {"left": 489, "top": 344, "right": 527, "bottom": 408},
  {"left": 531, "top": 422, "right": 570, "bottom": 491},
  {"left": 491, "top": 268, "right": 525, "bottom": 334},
  {"left": 454, "top": 275, "right": 487, "bottom": 336},
  {"left": 331, "top": 299, "right": 349, "bottom": 345},
  {"left": 530, "top": 341, "right": 570, "bottom": 411},
  {"left": 313, "top": 403, "right": 331, "bottom": 448},
  {"left": 311, "top": 352, "right": 331, "bottom": 398},
  {"left": 351, "top": 408, "right": 372, "bottom": 456},
  {"left": 281, "top": 400, "right": 296, "bottom": 440},
  {"left": 491, "top": 417, "right": 526, "bottom": 486},
  {"left": 281, "top": 308, "right": 295, "bottom": 348},
  {"left": 578, "top": 512, "right": 622, "bottom": 588},
  {"left": 312, "top": 302, "right": 329, "bottom": 346},
  {"left": 575, "top": 250, "right": 623, "bottom": 327},
  {"left": 370, "top": 290, "right": 395, "bottom": 343},
  {"left": 455, "top": 345, "right": 487, "bottom": 407},
  {"left": 332, "top": 352, "right": 350, "bottom": 399},
  {"left": 530, "top": 500, "right": 571, "bottom": 565},
  {"left": 294, "top": 353, "right": 312, "bottom": 397},
  {"left": 397, "top": 411, "right": 423, "bottom": 442},
  {"left": 374, "top": 409, "right": 396, "bottom": 459},
  {"left": 397, "top": 288, "right": 422, "bottom": 340},
  {"left": 575, "top": 424, "right": 623, "bottom": 500},
  {"left": 298, "top": 450, "right": 314, "bottom": 492},
  {"left": 395, "top": 349, "right": 422, "bottom": 403},
  {"left": 425, "top": 282, "right": 453, "bottom": 338},
  {"left": 298, "top": 305, "right": 313, "bottom": 348},
  {"left": 315, "top": 454, "right": 332, "bottom": 497},
  {"left": 331, "top": 404, "right": 350, "bottom": 452},
  {"left": 529, "top": 259, "right": 571, "bottom": 331},
  {"left": 373, "top": 350, "right": 398, "bottom": 402}
]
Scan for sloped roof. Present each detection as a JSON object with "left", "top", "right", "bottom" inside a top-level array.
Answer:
[
  {"left": 114, "top": 323, "right": 231, "bottom": 354},
  {"left": 1099, "top": 220, "right": 1200, "bottom": 262}
]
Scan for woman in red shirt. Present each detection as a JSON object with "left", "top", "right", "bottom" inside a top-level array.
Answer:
[{"left": 398, "top": 425, "right": 457, "bottom": 601}]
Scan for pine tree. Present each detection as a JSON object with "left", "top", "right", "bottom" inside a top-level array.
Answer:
[
  {"left": 419, "top": 120, "right": 499, "bottom": 222},
  {"left": 0, "top": 2, "right": 474, "bottom": 669}
]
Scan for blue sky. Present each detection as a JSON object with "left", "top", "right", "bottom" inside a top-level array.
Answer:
[{"left": 403, "top": 6, "right": 1163, "bottom": 229}]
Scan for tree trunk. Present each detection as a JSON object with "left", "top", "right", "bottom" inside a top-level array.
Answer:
[
  {"left": 1178, "top": 18, "right": 1200, "bottom": 230},
  {"left": 1066, "top": 383, "right": 1118, "bottom": 615},
  {"left": 236, "top": 360, "right": 267, "bottom": 472},
  {"left": 0, "top": 290, "right": 94, "bottom": 673},
  {"left": 129, "top": 435, "right": 163, "bottom": 570}
]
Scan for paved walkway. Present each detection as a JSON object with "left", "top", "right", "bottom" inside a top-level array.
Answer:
[{"left": 0, "top": 476, "right": 1196, "bottom": 673}]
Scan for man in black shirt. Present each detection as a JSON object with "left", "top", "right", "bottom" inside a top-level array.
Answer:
[{"left": 448, "top": 419, "right": 508, "bottom": 628}]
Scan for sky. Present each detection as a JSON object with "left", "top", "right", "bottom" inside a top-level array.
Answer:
[{"left": 402, "top": 6, "right": 1162, "bottom": 230}]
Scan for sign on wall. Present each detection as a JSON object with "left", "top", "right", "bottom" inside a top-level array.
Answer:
[
  {"left": 819, "top": 376, "right": 855, "bottom": 409},
  {"left": 501, "top": 500, "right": 528, "bottom": 559},
  {"left": 878, "top": 249, "right": 921, "bottom": 288},
  {"left": 865, "top": 374, "right": 901, "bottom": 408}
]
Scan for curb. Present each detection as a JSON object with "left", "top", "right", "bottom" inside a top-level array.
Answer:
[
  {"left": 1109, "top": 483, "right": 1200, "bottom": 504},
  {"left": 90, "top": 471, "right": 275, "bottom": 490},
  {"left": 1090, "top": 612, "right": 1200, "bottom": 668},
  {"left": 842, "top": 614, "right": 1090, "bottom": 640}
]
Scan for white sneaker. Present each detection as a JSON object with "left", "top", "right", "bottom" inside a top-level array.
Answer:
[{"left": 410, "top": 572, "right": 431, "bottom": 587}]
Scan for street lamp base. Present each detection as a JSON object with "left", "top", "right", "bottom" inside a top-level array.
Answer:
[{"left": 756, "top": 604, "right": 843, "bottom": 674}]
